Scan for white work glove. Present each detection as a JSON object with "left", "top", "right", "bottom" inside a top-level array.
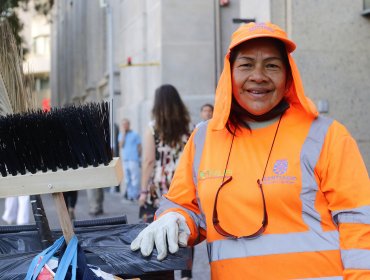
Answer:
[{"left": 130, "top": 212, "right": 190, "bottom": 261}]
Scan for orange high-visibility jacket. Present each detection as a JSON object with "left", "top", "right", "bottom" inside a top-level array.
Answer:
[{"left": 157, "top": 23, "right": 370, "bottom": 279}]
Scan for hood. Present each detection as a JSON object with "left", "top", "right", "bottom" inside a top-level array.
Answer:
[{"left": 209, "top": 22, "right": 318, "bottom": 131}]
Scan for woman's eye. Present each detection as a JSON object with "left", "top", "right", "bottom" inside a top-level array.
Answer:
[
  {"left": 266, "top": 64, "right": 279, "bottom": 69},
  {"left": 239, "top": 63, "right": 253, "bottom": 69}
]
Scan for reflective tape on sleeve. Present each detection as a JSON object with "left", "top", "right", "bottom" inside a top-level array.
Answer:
[
  {"left": 207, "top": 230, "right": 339, "bottom": 262},
  {"left": 341, "top": 248, "right": 370, "bottom": 270},
  {"left": 300, "top": 116, "right": 333, "bottom": 231},
  {"left": 332, "top": 205, "right": 370, "bottom": 225}
]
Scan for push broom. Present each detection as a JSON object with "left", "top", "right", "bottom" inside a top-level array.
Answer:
[
  {"left": 0, "top": 23, "right": 189, "bottom": 279},
  {"left": 0, "top": 20, "right": 123, "bottom": 244},
  {"left": 0, "top": 103, "right": 123, "bottom": 243},
  {"left": 0, "top": 18, "right": 54, "bottom": 248}
]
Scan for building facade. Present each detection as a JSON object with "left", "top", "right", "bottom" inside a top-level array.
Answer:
[
  {"left": 19, "top": 2, "right": 51, "bottom": 109},
  {"left": 51, "top": 0, "right": 370, "bottom": 169}
]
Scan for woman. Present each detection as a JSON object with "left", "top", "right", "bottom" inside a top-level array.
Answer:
[
  {"left": 131, "top": 22, "right": 370, "bottom": 279},
  {"left": 139, "top": 84, "right": 191, "bottom": 223}
]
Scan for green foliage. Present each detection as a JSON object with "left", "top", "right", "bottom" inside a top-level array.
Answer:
[
  {"left": 0, "top": 0, "right": 54, "bottom": 57},
  {"left": 34, "top": 0, "right": 54, "bottom": 16},
  {"left": 0, "top": 0, "right": 28, "bottom": 53}
]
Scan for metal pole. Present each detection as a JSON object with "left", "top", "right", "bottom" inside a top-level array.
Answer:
[
  {"left": 286, "top": 0, "right": 292, "bottom": 38},
  {"left": 214, "top": 0, "right": 222, "bottom": 89}
]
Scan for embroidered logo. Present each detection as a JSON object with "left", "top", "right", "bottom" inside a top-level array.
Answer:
[
  {"left": 263, "top": 159, "right": 297, "bottom": 185},
  {"left": 273, "top": 159, "right": 288, "bottom": 175},
  {"left": 248, "top": 22, "right": 275, "bottom": 33},
  {"left": 199, "top": 169, "right": 232, "bottom": 180}
]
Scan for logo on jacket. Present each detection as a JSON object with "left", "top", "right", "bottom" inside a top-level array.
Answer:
[
  {"left": 199, "top": 169, "right": 232, "bottom": 180},
  {"left": 273, "top": 159, "right": 288, "bottom": 175},
  {"left": 263, "top": 159, "right": 297, "bottom": 185}
]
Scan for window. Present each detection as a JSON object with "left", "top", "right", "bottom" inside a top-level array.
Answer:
[
  {"left": 365, "top": 0, "right": 370, "bottom": 9},
  {"left": 363, "top": 0, "right": 370, "bottom": 16},
  {"left": 35, "top": 76, "right": 50, "bottom": 92},
  {"left": 32, "top": 35, "right": 50, "bottom": 55}
]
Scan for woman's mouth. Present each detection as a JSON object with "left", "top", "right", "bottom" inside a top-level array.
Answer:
[
  {"left": 243, "top": 89, "right": 272, "bottom": 97},
  {"left": 247, "top": 88, "right": 271, "bottom": 94}
]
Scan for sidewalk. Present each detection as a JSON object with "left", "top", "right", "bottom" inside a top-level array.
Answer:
[{"left": 0, "top": 189, "right": 210, "bottom": 280}]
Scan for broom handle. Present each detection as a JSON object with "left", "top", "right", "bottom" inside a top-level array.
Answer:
[{"left": 52, "top": 192, "right": 75, "bottom": 243}]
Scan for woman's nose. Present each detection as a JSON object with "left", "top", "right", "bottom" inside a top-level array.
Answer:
[{"left": 249, "top": 66, "right": 267, "bottom": 83}]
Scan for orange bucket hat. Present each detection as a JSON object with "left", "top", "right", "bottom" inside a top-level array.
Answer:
[
  {"left": 209, "top": 22, "right": 318, "bottom": 131},
  {"left": 229, "top": 22, "right": 296, "bottom": 53}
]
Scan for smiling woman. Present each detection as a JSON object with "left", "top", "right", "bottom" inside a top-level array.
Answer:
[
  {"left": 130, "top": 22, "right": 370, "bottom": 280},
  {"left": 228, "top": 37, "right": 292, "bottom": 128},
  {"left": 230, "top": 38, "right": 288, "bottom": 116}
]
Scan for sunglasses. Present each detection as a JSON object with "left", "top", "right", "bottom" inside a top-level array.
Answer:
[
  {"left": 211, "top": 113, "right": 284, "bottom": 239},
  {"left": 212, "top": 176, "right": 268, "bottom": 239}
]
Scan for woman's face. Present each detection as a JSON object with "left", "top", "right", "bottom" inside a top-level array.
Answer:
[{"left": 231, "top": 38, "right": 288, "bottom": 116}]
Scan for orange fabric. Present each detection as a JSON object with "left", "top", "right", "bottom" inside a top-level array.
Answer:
[
  {"left": 344, "top": 269, "right": 370, "bottom": 280},
  {"left": 338, "top": 223, "right": 370, "bottom": 249},
  {"left": 159, "top": 22, "right": 370, "bottom": 279},
  {"left": 165, "top": 105, "right": 370, "bottom": 277},
  {"left": 316, "top": 120, "right": 370, "bottom": 210}
]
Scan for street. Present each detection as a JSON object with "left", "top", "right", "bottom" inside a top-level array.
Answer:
[{"left": 0, "top": 189, "right": 210, "bottom": 280}]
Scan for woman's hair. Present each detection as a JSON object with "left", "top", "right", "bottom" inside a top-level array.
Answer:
[
  {"left": 152, "top": 84, "right": 191, "bottom": 146},
  {"left": 227, "top": 38, "right": 292, "bottom": 134}
]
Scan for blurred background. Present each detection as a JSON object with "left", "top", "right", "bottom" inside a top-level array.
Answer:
[
  {"left": 2, "top": 0, "right": 369, "bottom": 168},
  {"left": 1, "top": 1, "right": 369, "bottom": 279}
]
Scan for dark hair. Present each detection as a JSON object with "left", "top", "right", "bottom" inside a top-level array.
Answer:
[
  {"left": 201, "top": 103, "right": 214, "bottom": 112},
  {"left": 152, "top": 84, "right": 191, "bottom": 146},
  {"left": 227, "top": 37, "right": 292, "bottom": 133}
]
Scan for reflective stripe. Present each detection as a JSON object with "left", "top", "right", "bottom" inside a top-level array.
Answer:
[
  {"left": 332, "top": 205, "right": 370, "bottom": 225},
  {"left": 297, "top": 277, "right": 342, "bottom": 280},
  {"left": 157, "top": 197, "right": 203, "bottom": 230},
  {"left": 341, "top": 249, "right": 370, "bottom": 269},
  {"left": 300, "top": 116, "right": 333, "bottom": 231},
  {"left": 191, "top": 121, "right": 209, "bottom": 230},
  {"left": 193, "top": 121, "right": 208, "bottom": 186},
  {"left": 207, "top": 230, "right": 339, "bottom": 262}
]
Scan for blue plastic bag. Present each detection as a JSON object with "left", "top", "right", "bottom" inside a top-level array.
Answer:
[{"left": 26, "top": 235, "right": 103, "bottom": 280}]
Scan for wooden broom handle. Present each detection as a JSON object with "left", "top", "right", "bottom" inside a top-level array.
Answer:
[{"left": 52, "top": 192, "right": 75, "bottom": 243}]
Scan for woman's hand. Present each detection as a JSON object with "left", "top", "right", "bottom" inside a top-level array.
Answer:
[{"left": 130, "top": 212, "right": 190, "bottom": 260}]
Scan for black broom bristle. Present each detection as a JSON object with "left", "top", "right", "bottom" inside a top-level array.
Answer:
[{"left": 0, "top": 102, "right": 112, "bottom": 177}]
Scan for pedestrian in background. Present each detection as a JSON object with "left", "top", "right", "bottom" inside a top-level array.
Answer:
[
  {"left": 86, "top": 188, "right": 104, "bottom": 217},
  {"left": 63, "top": 191, "right": 78, "bottom": 220},
  {"left": 131, "top": 22, "right": 370, "bottom": 279},
  {"left": 196, "top": 103, "right": 214, "bottom": 128},
  {"left": 198, "top": 103, "right": 214, "bottom": 125},
  {"left": 2, "top": 196, "right": 30, "bottom": 225},
  {"left": 138, "top": 84, "right": 191, "bottom": 223},
  {"left": 118, "top": 118, "right": 142, "bottom": 201}
]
